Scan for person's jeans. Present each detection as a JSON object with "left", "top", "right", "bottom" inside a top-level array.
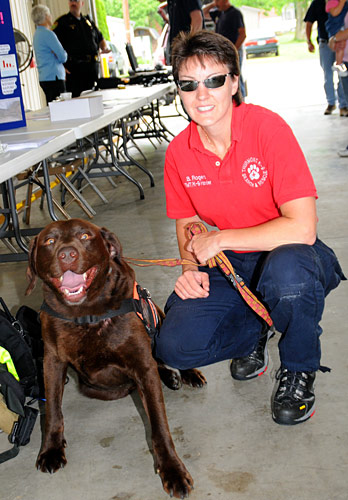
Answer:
[
  {"left": 238, "top": 48, "right": 246, "bottom": 98},
  {"left": 339, "top": 60, "right": 348, "bottom": 102},
  {"left": 39, "top": 79, "right": 66, "bottom": 105},
  {"left": 155, "top": 239, "right": 345, "bottom": 373},
  {"left": 319, "top": 41, "right": 347, "bottom": 108}
]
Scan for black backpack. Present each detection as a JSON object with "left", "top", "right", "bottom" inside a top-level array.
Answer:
[{"left": 0, "top": 297, "right": 44, "bottom": 463}]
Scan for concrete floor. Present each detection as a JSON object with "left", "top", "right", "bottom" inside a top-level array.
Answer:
[{"left": 1, "top": 93, "right": 348, "bottom": 500}]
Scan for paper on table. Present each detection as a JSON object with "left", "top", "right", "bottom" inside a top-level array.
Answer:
[
  {"left": 4, "top": 136, "right": 55, "bottom": 150},
  {"left": 26, "top": 109, "right": 50, "bottom": 120}
]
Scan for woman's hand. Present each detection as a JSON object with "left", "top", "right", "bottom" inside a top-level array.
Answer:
[
  {"left": 174, "top": 270, "right": 210, "bottom": 300},
  {"left": 187, "top": 231, "right": 220, "bottom": 264}
]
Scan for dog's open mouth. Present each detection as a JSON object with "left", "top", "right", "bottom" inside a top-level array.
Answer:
[{"left": 51, "top": 267, "right": 98, "bottom": 303}]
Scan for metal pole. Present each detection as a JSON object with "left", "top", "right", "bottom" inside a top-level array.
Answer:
[{"left": 122, "top": 0, "right": 131, "bottom": 43}]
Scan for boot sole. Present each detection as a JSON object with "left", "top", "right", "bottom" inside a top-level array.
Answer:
[
  {"left": 230, "top": 329, "right": 275, "bottom": 381},
  {"left": 272, "top": 405, "right": 316, "bottom": 425}
]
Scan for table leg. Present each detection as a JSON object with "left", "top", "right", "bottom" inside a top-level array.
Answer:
[
  {"left": 5, "top": 178, "right": 29, "bottom": 252},
  {"left": 41, "top": 158, "right": 59, "bottom": 221}
]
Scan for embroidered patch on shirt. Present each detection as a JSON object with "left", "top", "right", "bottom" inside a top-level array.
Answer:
[
  {"left": 241, "top": 157, "right": 268, "bottom": 188},
  {"left": 184, "top": 174, "right": 212, "bottom": 188}
]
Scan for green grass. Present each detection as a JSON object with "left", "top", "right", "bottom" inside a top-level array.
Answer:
[{"left": 277, "top": 32, "right": 318, "bottom": 61}]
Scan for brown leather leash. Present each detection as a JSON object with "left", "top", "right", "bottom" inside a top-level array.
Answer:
[{"left": 125, "top": 222, "right": 273, "bottom": 327}]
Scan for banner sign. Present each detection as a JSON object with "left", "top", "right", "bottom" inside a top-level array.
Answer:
[{"left": 0, "top": 0, "right": 26, "bottom": 131}]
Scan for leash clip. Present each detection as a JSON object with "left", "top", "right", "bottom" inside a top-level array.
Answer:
[
  {"left": 139, "top": 287, "right": 151, "bottom": 299},
  {"left": 224, "top": 271, "right": 245, "bottom": 290}
]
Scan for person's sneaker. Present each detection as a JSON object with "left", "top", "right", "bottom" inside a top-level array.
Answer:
[
  {"left": 272, "top": 368, "right": 316, "bottom": 425},
  {"left": 338, "top": 145, "right": 348, "bottom": 157},
  {"left": 340, "top": 107, "right": 348, "bottom": 116},
  {"left": 332, "top": 62, "right": 348, "bottom": 76},
  {"left": 230, "top": 326, "right": 275, "bottom": 380},
  {"left": 324, "top": 104, "right": 336, "bottom": 115}
]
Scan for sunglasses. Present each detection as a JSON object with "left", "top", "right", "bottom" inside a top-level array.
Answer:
[{"left": 177, "top": 73, "right": 232, "bottom": 92}]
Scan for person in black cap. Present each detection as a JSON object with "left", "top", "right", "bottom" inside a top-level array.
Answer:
[{"left": 53, "top": 0, "right": 109, "bottom": 97}]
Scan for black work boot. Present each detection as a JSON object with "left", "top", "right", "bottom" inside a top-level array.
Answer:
[
  {"left": 272, "top": 368, "right": 316, "bottom": 425},
  {"left": 230, "top": 326, "right": 275, "bottom": 380}
]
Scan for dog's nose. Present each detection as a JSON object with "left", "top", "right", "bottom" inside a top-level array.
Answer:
[{"left": 58, "top": 246, "right": 79, "bottom": 265}]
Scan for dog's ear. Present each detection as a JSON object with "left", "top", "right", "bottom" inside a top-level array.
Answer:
[
  {"left": 100, "top": 228, "right": 122, "bottom": 260},
  {"left": 25, "top": 236, "right": 38, "bottom": 295}
]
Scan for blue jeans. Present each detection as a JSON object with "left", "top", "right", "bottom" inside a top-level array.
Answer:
[
  {"left": 320, "top": 41, "right": 347, "bottom": 108},
  {"left": 339, "top": 61, "right": 348, "bottom": 101},
  {"left": 155, "top": 239, "right": 345, "bottom": 373},
  {"left": 238, "top": 48, "right": 246, "bottom": 98}
]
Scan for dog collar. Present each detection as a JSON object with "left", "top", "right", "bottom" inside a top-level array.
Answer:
[
  {"left": 40, "top": 282, "right": 159, "bottom": 343},
  {"left": 40, "top": 299, "right": 134, "bottom": 325}
]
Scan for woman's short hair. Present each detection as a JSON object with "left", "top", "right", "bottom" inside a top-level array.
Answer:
[
  {"left": 31, "top": 5, "right": 51, "bottom": 26},
  {"left": 171, "top": 30, "right": 242, "bottom": 105}
]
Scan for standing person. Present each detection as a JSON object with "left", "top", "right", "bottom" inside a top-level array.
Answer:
[
  {"left": 31, "top": 5, "right": 67, "bottom": 104},
  {"left": 155, "top": 30, "right": 345, "bottom": 426},
  {"left": 304, "top": 0, "right": 348, "bottom": 115},
  {"left": 165, "top": 0, "right": 204, "bottom": 64},
  {"left": 328, "top": 16, "right": 348, "bottom": 154},
  {"left": 203, "top": 0, "right": 247, "bottom": 98},
  {"left": 53, "top": 0, "right": 109, "bottom": 97},
  {"left": 325, "top": 0, "right": 348, "bottom": 73}
]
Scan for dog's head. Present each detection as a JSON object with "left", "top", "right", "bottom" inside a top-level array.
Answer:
[{"left": 26, "top": 219, "right": 125, "bottom": 306}]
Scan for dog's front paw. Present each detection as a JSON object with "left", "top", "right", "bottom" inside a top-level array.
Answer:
[
  {"left": 36, "top": 447, "right": 67, "bottom": 473},
  {"left": 158, "top": 462, "right": 194, "bottom": 498},
  {"left": 157, "top": 364, "right": 183, "bottom": 390},
  {"left": 180, "top": 368, "right": 207, "bottom": 388}
]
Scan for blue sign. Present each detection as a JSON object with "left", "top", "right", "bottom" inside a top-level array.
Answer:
[{"left": 0, "top": 0, "right": 26, "bottom": 131}]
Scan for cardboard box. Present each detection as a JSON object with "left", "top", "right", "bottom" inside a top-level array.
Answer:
[{"left": 49, "top": 95, "right": 104, "bottom": 122}]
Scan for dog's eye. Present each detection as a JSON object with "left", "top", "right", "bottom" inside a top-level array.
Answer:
[
  {"left": 80, "top": 233, "right": 90, "bottom": 240},
  {"left": 44, "top": 238, "right": 55, "bottom": 246}
]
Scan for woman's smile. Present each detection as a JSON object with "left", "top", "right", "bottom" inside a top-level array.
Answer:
[{"left": 178, "top": 56, "right": 238, "bottom": 130}]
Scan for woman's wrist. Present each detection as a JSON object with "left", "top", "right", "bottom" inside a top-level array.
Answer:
[
  {"left": 182, "top": 266, "right": 199, "bottom": 275},
  {"left": 215, "top": 230, "right": 227, "bottom": 253}
]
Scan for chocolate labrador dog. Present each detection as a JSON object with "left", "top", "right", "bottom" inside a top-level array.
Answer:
[{"left": 25, "top": 218, "right": 204, "bottom": 498}]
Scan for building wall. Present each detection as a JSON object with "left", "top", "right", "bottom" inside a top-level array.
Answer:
[
  {"left": 9, "top": 0, "right": 95, "bottom": 111},
  {"left": 9, "top": 0, "right": 42, "bottom": 110}
]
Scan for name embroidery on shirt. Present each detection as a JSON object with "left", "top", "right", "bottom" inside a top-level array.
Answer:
[
  {"left": 184, "top": 174, "right": 212, "bottom": 188},
  {"left": 241, "top": 157, "right": 268, "bottom": 188}
]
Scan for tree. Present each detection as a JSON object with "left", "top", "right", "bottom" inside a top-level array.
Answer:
[
  {"left": 102, "top": 0, "right": 163, "bottom": 30},
  {"left": 293, "top": 0, "right": 308, "bottom": 40},
  {"left": 96, "top": 0, "right": 110, "bottom": 39}
]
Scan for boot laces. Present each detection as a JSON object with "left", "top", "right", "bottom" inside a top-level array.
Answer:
[{"left": 275, "top": 368, "right": 309, "bottom": 400}]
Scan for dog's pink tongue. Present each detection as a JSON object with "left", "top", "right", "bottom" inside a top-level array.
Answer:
[{"left": 61, "top": 270, "right": 85, "bottom": 289}]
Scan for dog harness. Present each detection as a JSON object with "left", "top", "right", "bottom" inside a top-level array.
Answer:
[{"left": 40, "top": 282, "right": 160, "bottom": 345}]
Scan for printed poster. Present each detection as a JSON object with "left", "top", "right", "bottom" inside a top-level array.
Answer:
[{"left": 0, "top": 0, "right": 26, "bottom": 130}]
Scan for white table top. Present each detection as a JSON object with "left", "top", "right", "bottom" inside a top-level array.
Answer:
[
  {"left": 0, "top": 128, "right": 76, "bottom": 183},
  {"left": 0, "top": 82, "right": 176, "bottom": 183},
  {"left": 89, "top": 82, "right": 176, "bottom": 105}
]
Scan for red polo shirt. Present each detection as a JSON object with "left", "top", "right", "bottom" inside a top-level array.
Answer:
[{"left": 164, "top": 102, "right": 317, "bottom": 230}]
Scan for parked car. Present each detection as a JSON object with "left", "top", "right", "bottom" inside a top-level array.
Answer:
[
  {"left": 105, "top": 41, "right": 126, "bottom": 76},
  {"left": 245, "top": 31, "right": 279, "bottom": 59}
]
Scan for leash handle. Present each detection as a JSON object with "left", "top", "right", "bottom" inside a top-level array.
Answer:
[
  {"left": 187, "top": 222, "right": 273, "bottom": 327},
  {"left": 124, "top": 257, "right": 198, "bottom": 268}
]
